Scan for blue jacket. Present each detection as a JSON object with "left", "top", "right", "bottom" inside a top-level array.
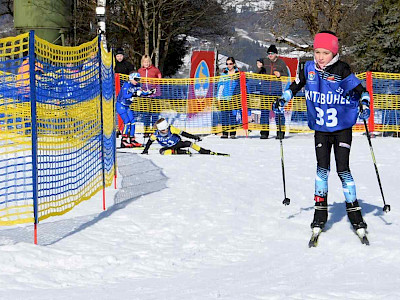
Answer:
[{"left": 117, "top": 81, "right": 153, "bottom": 106}]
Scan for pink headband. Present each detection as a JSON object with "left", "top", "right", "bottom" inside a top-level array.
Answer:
[{"left": 313, "top": 33, "right": 339, "bottom": 55}]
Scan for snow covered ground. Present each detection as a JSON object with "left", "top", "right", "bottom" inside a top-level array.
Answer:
[{"left": 1, "top": 132, "right": 400, "bottom": 299}]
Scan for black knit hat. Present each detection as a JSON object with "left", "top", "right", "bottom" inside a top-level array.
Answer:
[
  {"left": 256, "top": 58, "right": 264, "bottom": 64},
  {"left": 115, "top": 48, "right": 124, "bottom": 55},
  {"left": 267, "top": 45, "right": 278, "bottom": 54}
]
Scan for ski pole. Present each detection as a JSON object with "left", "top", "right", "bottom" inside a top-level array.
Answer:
[
  {"left": 276, "top": 100, "right": 290, "bottom": 206},
  {"left": 362, "top": 117, "right": 390, "bottom": 212}
]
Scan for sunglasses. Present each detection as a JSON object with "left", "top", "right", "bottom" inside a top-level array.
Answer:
[
  {"left": 268, "top": 52, "right": 276, "bottom": 55},
  {"left": 226, "top": 63, "right": 234, "bottom": 65}
]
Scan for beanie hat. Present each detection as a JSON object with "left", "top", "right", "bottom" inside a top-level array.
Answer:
[
  {"left": 256, "top": 58, "right": 264, "bottom": 64},
  {"left": 267, "top": 45, "right": 278, "bottom": 54},
  {"left": 115, "top": 48, "right": 124, "bottom": 55},
  {"left": 313, "top": 32, "right": 339, "bottom": 55}
]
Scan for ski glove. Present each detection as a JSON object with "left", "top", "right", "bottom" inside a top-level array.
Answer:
[
  {"left": 194, "top": 136, "right": 202, "bottom": 142},
  {"left": 272, "top": 90, "right": 292, "bottom": 114},
  {"left": 272, "top": 98, "right": 285, "bottom": 114},
  {"left": 359, "top": 92, "right": 371, "bottom": 120}
]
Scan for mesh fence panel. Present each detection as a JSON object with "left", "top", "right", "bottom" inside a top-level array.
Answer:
[
  {"left": 118, "top": 72, "right": 399, "bottom": 135},
  {"left": 0, "top": 33, "right": 115, "bottom": 226}
]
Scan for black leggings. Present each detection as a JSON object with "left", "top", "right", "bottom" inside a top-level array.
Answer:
[
  {"left": 314, "top": 128, "right": 352, "bottom": 172},
  {"left": 160, "top": 141, "right": 191, "bottom": 154}
]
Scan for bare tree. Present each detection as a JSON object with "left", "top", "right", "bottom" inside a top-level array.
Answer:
[
  {"left": 0, "top": 0, "right": 13, "bottom": 17},
  {"left": 107, "top": 0, "right": 230, "bottom": 72},
  {"left": 260, "top": 0, "right": 376, "bottom": 52}
]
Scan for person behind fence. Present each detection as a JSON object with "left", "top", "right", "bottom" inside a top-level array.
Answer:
[
  {"left": 138, "top": 55, "right": 162, "bottom": 137},
  {"left": 255, "top": 58, "right": 270, "bottom": 139},
  {"left": 272, "top": 31, "right": 371, "bottom": 233},
  {"left": 141, "top": 118, "right": 213, "bottom": 155},
  {"left": 114, "top": 48, "right": 134, "bottom": 75},
  {"left": 264, "top": 45, "right": 288, "bottom": 139},
  {"left": 256, "top": 58, "right": 266, "bottom": 74},
  {"left": 217, "top": 56, "right": 240, "bottom": 139},
  {"left": 117, "top": 71, "right": 156, "bottom": 148}
]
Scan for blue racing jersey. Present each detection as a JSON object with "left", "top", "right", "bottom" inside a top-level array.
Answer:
[
  {"left": 150, "top": 125, "right": 182, "bottom": 147},
  {"left": 304, "top": 61, "right": 361, "bottom": 132}
]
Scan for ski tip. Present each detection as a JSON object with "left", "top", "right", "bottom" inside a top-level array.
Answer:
[
  {"left": 210, "top": 152, "right": 230, "bottom": 156},
  {"left": 356, "top": 228, "right": 370, "bottom": 245},
  {"left": 362, "top": 237, "right": 370, "bottom": 246}
]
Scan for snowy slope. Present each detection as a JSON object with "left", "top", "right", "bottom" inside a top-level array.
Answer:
[{"left": 1, "top": 133, "right": 400, "bottom": 299}]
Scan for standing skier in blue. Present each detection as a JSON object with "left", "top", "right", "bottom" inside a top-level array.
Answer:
[
  {"left": 273, "top": 31, "right": 371, "bottom": 236},
  {"left": 117, "top": 72, "right": 155, "bottom": 148}
]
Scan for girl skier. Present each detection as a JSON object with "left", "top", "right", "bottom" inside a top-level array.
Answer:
[{"left": 273, "top": 31, "right": 371, "bottom": 237}]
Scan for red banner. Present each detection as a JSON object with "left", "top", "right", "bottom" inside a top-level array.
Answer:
[
  {"left": 190, "top": 51, "right": 215, "bottom": 78},
  {"left": 279, "top": 56, "right": 299, "bottom": 78},
  {"left": 189, "top": 51, "right": 215, "bottom": 100},
  {"left": 188, "top": 51, "right": 216, "bottom": 117}
]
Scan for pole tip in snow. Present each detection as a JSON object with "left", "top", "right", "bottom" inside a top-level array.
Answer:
[
  {"left": 383, "top": 204, "right": 391, "bottom": 213},
  {"left": 283, "top": 198, "right": 290, "bottom": 206}
]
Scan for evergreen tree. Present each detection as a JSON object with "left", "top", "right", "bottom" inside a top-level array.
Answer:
[{"left": 353, "top": 0, "right": 400, "bottom": 72}]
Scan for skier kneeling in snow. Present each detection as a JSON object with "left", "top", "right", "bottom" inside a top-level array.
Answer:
[{"left": 141, "top": 118, "right": 212, "bottom": 155}]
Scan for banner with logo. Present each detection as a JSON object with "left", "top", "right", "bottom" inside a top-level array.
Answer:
[
  {"left": 189, "top": 51, "right": 215, "bottom": 99},
  {"left": 188, "top": 51, "right": 216, "bottom": 130}
]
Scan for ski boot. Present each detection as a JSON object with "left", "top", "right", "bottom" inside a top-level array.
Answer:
[
  {"left": 346, "top": 200, "right": 369, "bottom": 244},
  {"left": 129, "top": 136, "right": 143, "bottom": 148},
  {"left": 310, "top": 195, "right": 328, "bottom": 230},
  {"left": 121, "top": 134, "right": 134, "bottom": 148},
  {"left": 346, "top": 200, "right": 367, "bottom": 230}
]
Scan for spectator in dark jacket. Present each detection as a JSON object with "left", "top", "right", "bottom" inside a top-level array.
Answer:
[
  {"left": 256, "top": 58, "right": 267, "bottom": 74},
  {"left": 256, "top": 59, "right": 269, "bottom": 139},
  {"left": 114, "top": 48, "right": 134, "bottom": 75}
]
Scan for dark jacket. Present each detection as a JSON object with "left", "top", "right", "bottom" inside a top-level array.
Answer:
[
  {"left": 257, "top": 67, "right": 267, "bottom": 74},
  {"left": 114, "top": 59, "right": 134, "bottom": 75},
  {"left": 263, "top": 57, "right": 288, "bottom": 77}
]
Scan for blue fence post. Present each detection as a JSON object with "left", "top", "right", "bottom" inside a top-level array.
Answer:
[
  {"left": 98, "top": 35, "right": 106, "bottom": 211},
  {"left": 29, "top": 30, "right": 39, "bottom": 244},
  {"left": 111, "top": 48, "right": 117, "bottom": 189}
]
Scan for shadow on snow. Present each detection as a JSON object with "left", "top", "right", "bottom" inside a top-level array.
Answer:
[
  {"left": 287, "top": 199, "right": 392, "bottom": 230},
  {"left": 0, "top": 152, "right": 168, "bottom": 246}
]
